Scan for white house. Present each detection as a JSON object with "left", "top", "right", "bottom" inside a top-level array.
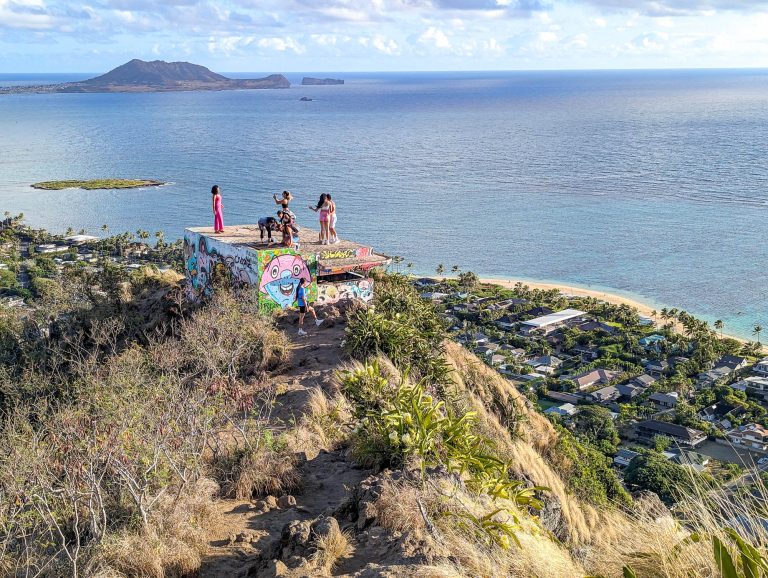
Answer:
[
  {"left": 754, "top": 357, "right": 768, "bottom": 377},
  {"left": 728, "top": 423, "right": 768, "bottom": 452},
  {"left": 519, "top": 309, "right": 587, "bottom": 336},
  {"left": 544, "top": 403, "right": 579, "bottom": 418}
]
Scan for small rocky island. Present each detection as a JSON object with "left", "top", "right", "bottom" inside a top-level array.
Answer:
[
  {"left": 301, "top": 77, "right": 344, "bottom": 86},
  {"left": 32, "top": 179, "right": 165, "bottom": 190},
  {"left": 2, "top": 59, "right": 291, "bottom": 94}
]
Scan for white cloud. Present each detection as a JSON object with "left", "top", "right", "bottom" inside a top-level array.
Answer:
[
  {"left": 371, "top": 34, "right": 399, "bottom": 54},
  {"left": 257, "top": 36, "right": 305, "bottom": 53},
  {"left": 537, "top": 30, "right": 558, "bottom": 42},
  {"left": 418, "top": 26, "right": 451, "bottom": 48},
  {"left": 591, "top": 17, "right": 607, "bottom": 27}
]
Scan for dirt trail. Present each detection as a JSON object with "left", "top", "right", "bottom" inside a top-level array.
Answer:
[{"left": 199, "top": 312, "right": 394, "bottom": 578}]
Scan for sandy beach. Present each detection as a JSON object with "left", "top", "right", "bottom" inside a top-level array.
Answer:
[
  {"left": 473, "top": 277, "right": 754, "bottom": 346},
  {"left": 478, "top": 277, "right": 660, "bottom": 319}
]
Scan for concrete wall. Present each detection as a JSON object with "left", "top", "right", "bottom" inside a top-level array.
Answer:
[
  {"left": 317, "top": 278, "right": 374, "bottom": 306},
  {"left": 184, "top": 229, "right": 318, "bottom": 312}
]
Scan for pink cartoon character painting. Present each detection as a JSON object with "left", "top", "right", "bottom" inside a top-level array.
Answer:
[{"left": 259, "top": 253, "right": 311, "bottom": 308}]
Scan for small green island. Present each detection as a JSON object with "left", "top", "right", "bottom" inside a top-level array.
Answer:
[{"left": 31, "top": 179, "right": 165, "bottom": 190}]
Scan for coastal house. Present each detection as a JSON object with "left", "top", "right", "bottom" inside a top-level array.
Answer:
[
  {"left": 490, "top": 354, "right": 506, "bottom": 367},
  {"left": 669, "top": 450, "right": 710, "bottom": 472},
  {"left": 753, "top": 358, "right": 768, "bottom": 377},
  {"left": 519, "top": 308, "right": 587, "bottom": 336},
  {"left": 617, "top": 383, "right": 644, "bottom": 400},
  {"left": 697, "top": 366, "right": 734, "bottom": 389},
  {"left": 614, "top": 448, "right": 641, "bottom": 468},
  {"left": 500, "top": 345, "right": 527, "bottom": 358},
  {"left": 525, "top": 355, "right": 563, "bottom": 375},
  {"left": 572, "top": 344, "right": 601, "bottom": 361},
  {"left": 645, "top": 359, "right": 670, "bottom": 376},
  {"left": 566, "top": 368, "right": 621, "bottom": 391},
  {"left": 649, "top": 391, "right": 679, "bottom": 409},
  {"left": 544, "top": 403, "right": 579, "bottom": 417},
  {"left": 731, "top": 376, "right": 768, "bottom": 398},
  {"left": 575, "top": 320, "right": 618, "bottom": 335},
  {"left": 639, "top": 334, "right": 666, "bottom": 351},
  {"left": 588, "top": 385, "right": 621, "bottom": 405},
  {"left": 414, "top": 278, "right": 438, "bottom": 288},
  {"left": 495, "top": 315, "right": 517, "bottom": 331},
  {"left": 716, "top": 355, "right": 748, "bottom": 372},
  {"left": 635, "top": 420, "right": 706, "bottom": 448},
  {"left": 476, "top": 343, "right": 501, "bottom": 356},
  {"left": 727, "top": 424, "right": 768, "bottom": 452},
  {"left": 630, "top": 373, "right": 658, "bottom": 388},
  {"left": 698, "top": 403, "right": 744, "bottom": 430},
  {"left": 420, "top": 291, "right": 449, "bottom": 302}
]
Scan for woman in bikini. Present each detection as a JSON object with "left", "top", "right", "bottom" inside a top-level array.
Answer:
[
  {"left": 308, "top": 193, "right": 330, "bottom": 245},
  {"left": 326, "top": 193, "right": 338, "bottom": 244},
  {"left": 273, "top": 190, "right": 293, "bottom": 211}
]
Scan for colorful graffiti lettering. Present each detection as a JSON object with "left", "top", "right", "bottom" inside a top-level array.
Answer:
[
  {"left": 319, "top": 249, "right": 355, "bottom": 260},
  {"left": 317, "top": 278, "right": 374, "bottom": 305}
]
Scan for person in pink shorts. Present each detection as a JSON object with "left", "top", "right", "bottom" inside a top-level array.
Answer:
[
  {"left": 211, "top": 185, "right": 224, "bottom": 233},
  {"left": 308, "top": 193, "right": 331, "bottom": 244}
]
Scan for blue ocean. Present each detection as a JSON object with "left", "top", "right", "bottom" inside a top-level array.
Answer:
[{"left": 1, "top": 69, "right": 767, "bottom": 339}]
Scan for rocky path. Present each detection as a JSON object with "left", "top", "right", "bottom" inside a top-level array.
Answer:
[{"left": 199, "top": 313, "right": 378, "bottom": 577}]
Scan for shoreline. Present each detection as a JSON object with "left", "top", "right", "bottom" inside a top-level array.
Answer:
[{"left": 468, "top": 276, "right": 755, "bottom": 347}]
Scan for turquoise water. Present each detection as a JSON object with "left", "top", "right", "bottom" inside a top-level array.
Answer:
[{"left": 0, "top": 70, "right": 767, "bottom": 339}]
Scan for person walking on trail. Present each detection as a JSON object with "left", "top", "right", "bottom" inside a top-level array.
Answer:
[
  {"left": 211, "top": 185, "right": 224, "bottom": 233},
  {"left": 296, "top": 277, "right": 323, "bottom": 336},
  {"left": 326, "top": 193, "right": 338, "bottom": 244}
]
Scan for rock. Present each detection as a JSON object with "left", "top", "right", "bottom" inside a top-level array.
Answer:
[
  {"left": 311, "top": 516, "right": 340, "bottom": 540},
  {"left": 253, "top": 499, "right": 269, "bottom": 512},
  {"left": 278, "top": 495, "right": 297, "bottom": 508},
  {"left": 264, "top": 495, "right": 278, "bottom": 509},
  {"left": 259, "top": 559, "right": 289, "bottom": 577},
  {"left": 357, "top": 501, "right": 377, "bottom": 530}
]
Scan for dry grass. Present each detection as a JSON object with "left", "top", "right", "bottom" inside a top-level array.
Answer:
[
  {"left": 312, "top": 525, "right": 353, "bottom": 574},
  {"left": 226, "top": 441, "right": 301, "bottom": 499},
  {"left": 301, "top": 388, "right": 354, "bottom": 450},
  {"left": 373, "top": 478, "right": 426, "bottom": 535},
  {"left": 88, "top": 477, "right": 220, "bottom": 578},
  {"left": 444, "top": 341, "right": 601, "bottom": 544}
]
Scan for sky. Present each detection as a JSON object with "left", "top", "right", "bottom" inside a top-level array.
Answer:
[{"left": 1, "top": 0, "right": 768, "bottom": 72}]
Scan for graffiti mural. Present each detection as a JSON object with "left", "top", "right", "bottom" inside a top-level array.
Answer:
[
  {"left": 184, "top": 231, "right": 259, "bottom": 299},
  {"left": 184, "top": 228, "right": 373, "bottom": 311},
  {"left": 317, "top": 278, "right": 374, "bottom": 305},
  {"left": 256, "top": 248, "right": 317, "bottom": 312}
]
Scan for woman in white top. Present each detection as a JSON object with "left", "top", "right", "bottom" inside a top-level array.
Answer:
[{"left": 326, "top": 194, "right": 338, "bottom": 244}]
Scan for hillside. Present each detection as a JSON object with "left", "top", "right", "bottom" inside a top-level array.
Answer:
[
  {"left": 1, "top": 220, "right": 767, "bottom": 578},
  {"left": 82, "top": 59, "right": 229, "bottom": 86},
  {"left": 0, "top": 59, "right": 291, "bottom": 94}
]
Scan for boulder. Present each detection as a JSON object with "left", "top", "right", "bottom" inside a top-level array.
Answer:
[{"left": 278, "top": 494, "right": 297, "bottom": 509}]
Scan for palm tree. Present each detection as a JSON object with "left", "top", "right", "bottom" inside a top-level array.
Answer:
[
  {"left": 451, "top": 265, "right": 460, "bottom": 274},
  {"left": 65, "top": 227, "right": 74, "bottom": 236},
  {"left": 714, "top": 319, "right": 724, "bottom": 339},
  {"left": 754, "top": 324, "right": 763, "bottom": 345},
  {"left": 101, "top": 224, "right": 109, "bottom": 233},
  {"left": 154, "top": 230, "right": 165, "bottom": 248},
  {"left": 436, "top": 263, "right": 445, "bottom": 276}
]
